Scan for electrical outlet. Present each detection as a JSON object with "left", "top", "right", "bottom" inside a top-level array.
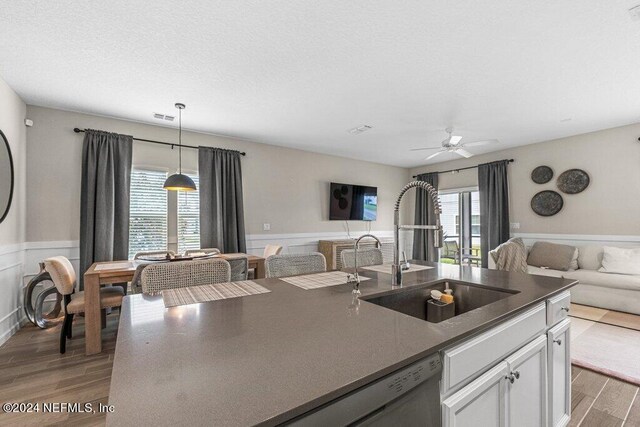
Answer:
[
  {"left": 263, "top": 223, "right": 271, "bottom": 231},
  {"left": 510, "top": 222, "right": 521, "bottom": 230}
]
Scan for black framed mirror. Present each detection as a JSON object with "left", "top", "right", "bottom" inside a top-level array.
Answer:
[{"left": 0, "top": 129, "right": 15, "bottom": 224}]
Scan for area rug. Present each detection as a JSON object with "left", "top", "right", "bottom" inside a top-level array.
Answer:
[
  {"left": 570, "top": 303, "right": 640, "bottom": 332},
  {"left": 570, "top": 316, "right": 640, "bottom": 386}
]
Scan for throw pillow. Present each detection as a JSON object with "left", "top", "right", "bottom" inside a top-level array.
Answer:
[
  {"left": 598, "top": 246, "right": 640, "bottom": 275},
  {"left": 527, "top": 241, "right": 576, "bottom": 271}
]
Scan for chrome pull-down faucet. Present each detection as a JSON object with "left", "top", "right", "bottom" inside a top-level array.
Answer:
[
  {"left": 347, "top": 233, "right": 382, "bottom": 294},
  {"left": 392, "top": 181, "right": 443, "bottom": 286}
]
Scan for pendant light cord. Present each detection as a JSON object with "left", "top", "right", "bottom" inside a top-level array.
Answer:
[{"left": 178, "top": 107, "right": 182, "bottom": 174}]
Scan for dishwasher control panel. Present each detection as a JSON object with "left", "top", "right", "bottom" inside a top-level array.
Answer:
[{"left": 386, "top": 354, "right": 441, "bottom": 395}]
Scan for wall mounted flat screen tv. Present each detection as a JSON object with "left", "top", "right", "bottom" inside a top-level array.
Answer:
[{"left": 329, "top": 182, "right": 377, "bottom": 221}]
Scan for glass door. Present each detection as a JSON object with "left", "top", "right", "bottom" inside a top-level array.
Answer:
[{"left": 438, "top": 189, "right": 481, "bottom": 265}]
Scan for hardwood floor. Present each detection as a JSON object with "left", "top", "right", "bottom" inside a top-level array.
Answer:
[
  {"left": 570, "top": 365, "right": 640, "bottom": 427},
  {"left": 0, "top": 314, "right": 118, "bottom": 426},
  {"left": 0, "top": 314, "right": 639, "bottom": 426}
]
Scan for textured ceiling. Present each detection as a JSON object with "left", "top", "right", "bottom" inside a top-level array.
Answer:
[{"left": 1, "top": 1, "right": 640, "bottom": 167}]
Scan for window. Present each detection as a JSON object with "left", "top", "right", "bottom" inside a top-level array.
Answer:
[
  {"left": 438, "top": 189, "right": 481, "bottom": 264},
  {"left": 177, "top": 174, "right": 200, "bottom": 254},
  {"left": 128, "top": 169, "right": 200, "bottom": 259},
  {"left": 129, "top": 170, "right": 168, "bottom": 259}
]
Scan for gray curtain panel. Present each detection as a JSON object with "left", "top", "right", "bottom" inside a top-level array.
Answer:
[
  {"left": 79, "top": 130, "right": 133, "bottom": 289},
  {"left": 478, "top": 160, "right": 511, "bottom": 268},
  {"left": 198, "top": 147, "right": 246, "bottom": 253},
  {"left": 412, "top": 172, "right": 439, "bottom": 261}
]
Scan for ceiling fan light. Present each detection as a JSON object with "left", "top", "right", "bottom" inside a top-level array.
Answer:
[{"left": 163, "top": 173, "right": 197, "bottom": 191}]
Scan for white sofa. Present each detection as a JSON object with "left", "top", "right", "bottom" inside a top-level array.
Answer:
[{"left": 489, "top": 244, "right": 640, "bottom": 315}]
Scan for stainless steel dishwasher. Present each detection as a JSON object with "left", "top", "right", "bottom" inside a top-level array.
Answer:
[{"left": 287, "top": 353, "right": 442, "bottom": 426}]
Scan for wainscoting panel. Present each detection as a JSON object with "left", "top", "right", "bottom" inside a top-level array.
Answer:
[
  {"left": 245, "top": 231, "right": 397, "bottom": 256},
  {"left": 0, "top": 244, "right": 25, "bottom": 347},
  {"left": 512, "top": 233, "right": 640, "bottom": 248}
]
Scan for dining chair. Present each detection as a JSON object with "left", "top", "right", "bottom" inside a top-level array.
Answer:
[
  {"left": 265, "top": 253, "right": 327, "bottom": 278},
  {"left": 140, "top": 258, "right": 231, "bottom": 295},
  {"left": 43, "top": 256, "right": 124, "bottom": 354},
  {"left": 184, "top": 248, "right": 221, "bottom": 256},
  {"left": 228, "top": 256, "right": 249, "bottom": 281},
  {"left": 340, "top": 247, "right": 384, "bottom": 269},
  {"left": 263, "top": 245, "right": 283, "bottom": 258}
]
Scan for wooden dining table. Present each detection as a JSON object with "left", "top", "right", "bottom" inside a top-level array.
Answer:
[{"left": 82, "top": 253, "right": 265, "bottom": 355}]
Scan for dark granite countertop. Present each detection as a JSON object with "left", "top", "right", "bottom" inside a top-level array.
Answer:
[{"left": 106, "top": 263, "right": 576, "bottom": 426}]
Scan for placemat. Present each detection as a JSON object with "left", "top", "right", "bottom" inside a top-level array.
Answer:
[
  {"left": 280, "top": 271, "right": 370, "bottom": 290},
  {"left": 360, "top": 263, "right": 434, "bottom": 274},
  {"left": 95, "top": 262, "right": 133, "bottom": 271},
  {"left": 162, "top": 280, "right": 271, "bottom": 308}
]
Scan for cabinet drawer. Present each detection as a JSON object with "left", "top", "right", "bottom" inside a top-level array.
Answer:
[
  {"left": 547, "top": 291, "right": 571, "bottom": 326},
  {"left": 442, "top": 303, "right": 546, "bottom": 395}
]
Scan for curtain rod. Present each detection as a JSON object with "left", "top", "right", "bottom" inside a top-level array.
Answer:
[
  {"left": 412, "top": 158, "right": 514, "bottom": 178},
  {"left": 73, "top": 128, "right": 246, "bottom": 156}
]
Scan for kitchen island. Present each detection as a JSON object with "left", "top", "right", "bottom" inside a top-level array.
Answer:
[{"left": 107, "top": 262, "right": 576, "bottom": 426}]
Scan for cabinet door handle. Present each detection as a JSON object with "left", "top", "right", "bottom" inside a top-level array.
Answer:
[
  {"left": 560, "top": 306, "right": 570, "bottom": 312},
  {"left": 505, "top": 371, "right": 520, "bottom": 384},
  {"left": 553, "top": 338, "right": 562, "bottom": 345}
]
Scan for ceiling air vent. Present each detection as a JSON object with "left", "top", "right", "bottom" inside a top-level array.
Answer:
[{"left": 153, "top": 113, "right": 176, "bottom": 121}]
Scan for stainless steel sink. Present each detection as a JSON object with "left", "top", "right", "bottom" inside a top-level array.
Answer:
[{"left": 361, "top": 280, "right": 519, "bottom": 323}]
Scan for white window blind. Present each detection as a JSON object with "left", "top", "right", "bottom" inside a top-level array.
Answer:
[
  {"left": 177, "top": 174, "right": 200, "bottom": 254},
  {"left": 128, "top": 170, "right": 168, "bottom": 259}
]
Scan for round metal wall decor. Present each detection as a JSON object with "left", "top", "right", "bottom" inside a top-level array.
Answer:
[
  {"left": 557, "top": 169, "right": 590, "bottom": 194},
  {"left": 531, "top": 190, "right": 564, "bottom": 217},
  {"left": 531, "top": 166, "right": 553, "bottom": 184}
]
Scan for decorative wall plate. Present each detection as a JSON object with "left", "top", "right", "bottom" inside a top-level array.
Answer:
[
  {"left": 531, "top": 166, "right": 553, "bottom": 184},
  {"left": 531, "top": 191, "right": 564, "bottom": 216},
  {"left": 557, "top": 169, "right": 590, "bottom": 194}
]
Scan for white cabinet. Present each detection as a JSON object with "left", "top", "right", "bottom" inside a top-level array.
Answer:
[
  {"left": 441, "top": 293, "right": 572, "bottom": 427},
  {"left": 505, "top": 335, "right": 548, "bottom": 427},
  {"left": 443, "top": 335, "right": 548, "bottom": 427},
  {"left": 442, "top": 362, "right": 508, "bottom": 427},
  {"left": 548, "top": 319, "right": 571, "bottom": 427}
]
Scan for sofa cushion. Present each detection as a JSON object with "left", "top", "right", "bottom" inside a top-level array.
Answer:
[
  {"left": 564, "top": 269, "right": 640, "bottom": 291},
  {"left": 527, "top": 241, "right": 577, "bottom": 271},
  {"left": 577, "top": 245, "right": 604, "bottom": 270},
  {"left": 527, "top": 266, "right": 565, "bottom": 278},
  {"left": 598, "top": 246, "right": 640, "bottom": 275}
]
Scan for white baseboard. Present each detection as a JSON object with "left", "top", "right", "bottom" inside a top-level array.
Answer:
[{"left": 0, "top": 315, "right": 24, "bottom": 348}]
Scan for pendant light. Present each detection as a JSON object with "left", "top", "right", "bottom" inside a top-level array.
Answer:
[{"left": 163, "top": 103, "right": 197, "bottom": 192}]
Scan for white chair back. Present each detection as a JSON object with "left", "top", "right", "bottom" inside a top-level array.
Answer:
[{"left": 43, "top": 256, "right": 76, "bottom": 296}]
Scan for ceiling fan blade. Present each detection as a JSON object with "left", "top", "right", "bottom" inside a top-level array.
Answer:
[
  {"left": 463, "top": 139, "right": 499, "bottom": 147},
  {"left": 426, "top": 150, "right": 445, "bottom": 160},
  {"left": 409, "top": 146, "right": 443, "bottom": 151},
  {"left": 454, "top": 148, "right": 474, "bottom": 158},
  {"left": 449, "top": 135, "right": 463, "bottom": 146}
]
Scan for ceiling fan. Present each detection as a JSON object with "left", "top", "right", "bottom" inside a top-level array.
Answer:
[{"left": 410, "top": 128, "right": 499, "bottom": 160}]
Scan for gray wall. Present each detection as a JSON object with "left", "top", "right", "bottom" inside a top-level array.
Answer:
[
  {"left": 409, "top": 122, "right": 640, "bottom": 235},
  {"left": 0, "top": 79, "right": 26, "bottom": 246},
  {"left": 0, "top": 76, "right": 27, "bottom": 345},
  {"left": 25, "top": 106, "right": 411, "bottom": 243}
]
